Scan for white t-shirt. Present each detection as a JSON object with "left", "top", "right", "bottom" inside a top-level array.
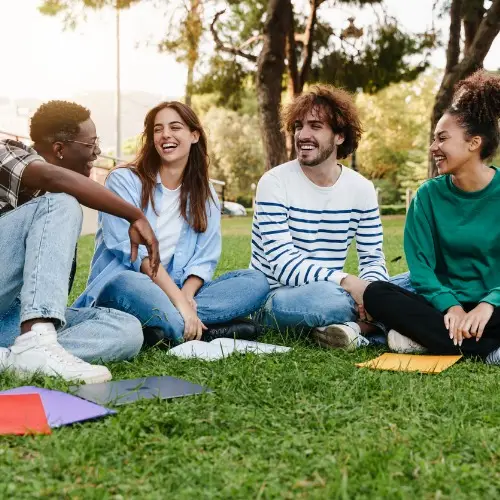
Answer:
[{"left": 157, "top": 185, "right": 183, "bottom": 267}]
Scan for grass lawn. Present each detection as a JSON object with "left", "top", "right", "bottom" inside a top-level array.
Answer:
[{"left": 2, "top": 215, "right": 500, "bottom": 499}]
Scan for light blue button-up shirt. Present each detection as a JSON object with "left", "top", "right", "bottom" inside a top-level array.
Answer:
[{"left": 73, "top": 167, "right": 221, "bottom": 307}]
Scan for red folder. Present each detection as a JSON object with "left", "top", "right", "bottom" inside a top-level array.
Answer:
[{"left": 0, "top": 394, "right": 51, "bottom": 435}]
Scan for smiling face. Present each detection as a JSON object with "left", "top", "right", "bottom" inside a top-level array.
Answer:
[
  {"left": 59, "top": 118, "right": 101, "bottom": 177},
  {"left": 153, "top": 107, "right": 199, "bottom": 168},
  {"left": 430, "top": 113, "right": 481, "bottom": 175},
  {"left": 294, "top": 108, "right": 344, "bottom": 167}
]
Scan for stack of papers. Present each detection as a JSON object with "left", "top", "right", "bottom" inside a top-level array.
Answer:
[
  {"left": 168, "top": 338, "right": 291, "bottom": 361},
  {"left": 0, "top": 386, "right": 115, "bottom": 435}
]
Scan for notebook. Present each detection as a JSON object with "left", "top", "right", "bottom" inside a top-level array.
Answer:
[
  {"left": 168, "top": 338, "right": 291, "bottom": 361},
  {"left": 72, "top": 375, "right": 212, "bottom": 406},
  {"left": 0, "top": 394, "right": 51, "bottom": 435}
]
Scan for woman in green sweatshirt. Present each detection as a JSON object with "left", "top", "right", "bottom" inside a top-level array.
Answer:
[{"left": 363, "top": 70, "right": 500, "bottom": 364}]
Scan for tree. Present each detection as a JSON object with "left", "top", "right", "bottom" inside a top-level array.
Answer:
[
  {"left": 428, "top": 0, "right": 500, "bottom": 177},
  {"left": 208, "top": 0, "right": 437, "bottom": 170},
  {"left": 356, "top": 72, "right": 439, "bottom": 202},
  {"left": 39, "top": 0, "right": 203, "bottom": 104},
  {"left": 203, "top": 107, "right": 264, "bottom": 200}
]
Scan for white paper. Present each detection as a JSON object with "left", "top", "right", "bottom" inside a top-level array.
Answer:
[{"left": 167, "top": 338, "right": 290, "bottom": 361}]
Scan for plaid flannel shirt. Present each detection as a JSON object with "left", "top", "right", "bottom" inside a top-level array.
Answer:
[{"left": 0, "top": 139, "right": 43, "bottom": 216}]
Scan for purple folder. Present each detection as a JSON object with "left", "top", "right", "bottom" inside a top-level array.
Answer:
[{"left": 0, "top": 386, "right": 116, "bottom": 428}]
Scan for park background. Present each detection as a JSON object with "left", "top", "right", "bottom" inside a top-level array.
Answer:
[{"left": 1, "top": 0, "right": 500, "bottom": 498}]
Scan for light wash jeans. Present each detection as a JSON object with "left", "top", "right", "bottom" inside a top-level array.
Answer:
[
  {"left": 0, "top": 193, "right": 143, "bottom": 361},
  {"left": 94, "top": 269, "right": 271, "bottom": 344},
  {"left": 258, "top": 272, "right": 415, "bottom": 331}
]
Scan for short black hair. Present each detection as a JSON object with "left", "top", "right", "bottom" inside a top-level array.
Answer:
[
  {"left": 447, "top": 70, "right": 500, "bottom": 160},
  {"left": 30, "top": 100, "right": 91, "bottom": 144}
]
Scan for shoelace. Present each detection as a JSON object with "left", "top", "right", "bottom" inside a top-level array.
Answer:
[{"left": 41, "top": 342, "right": 88, "bottom": 366}]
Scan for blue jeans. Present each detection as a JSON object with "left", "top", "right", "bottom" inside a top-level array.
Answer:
[
  {"left": 94, "top": 269, "right": 271, "bottom": 343},
  {"left": 0, "top": 193, "right": 143, "bottom": 361},
  {"left": 258, "top": 272, "right": 415, "bottom": 331},
  {"left": 0, "top": 298, "right": 142, "bottom": 362}
]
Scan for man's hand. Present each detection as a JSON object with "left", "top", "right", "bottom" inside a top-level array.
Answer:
[
  {"left": 444, "top": 305, "right": 467, "bottom": 346},
  {"left": 129, "top": 217, "right": 160, "bottom": 277},
  {"left": 457, "top": 302, "right": 494, "bottom": 343},
  {"left": 341, "top": 275, "right": 370, "bottom": 305}
]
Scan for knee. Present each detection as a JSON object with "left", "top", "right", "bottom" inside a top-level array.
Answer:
[
  {"left": 363, "top": 281, "right": 389, "bottom": 310},
  {"left": 48, "top": 193, "right": 82, "bottom": 220},
  {"left": 105, "top": 310, "right": 143, "bottom": 360},
  {"left": 245, "top": 270, "right": 271, "bottom": 298},
  {"left": 100, "top": 271, "right": 146, "bottom": 300}
]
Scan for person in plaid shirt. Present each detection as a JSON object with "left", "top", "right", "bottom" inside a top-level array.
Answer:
[{"left": 0, "top": 100, "right": 160, "bottom": 383}]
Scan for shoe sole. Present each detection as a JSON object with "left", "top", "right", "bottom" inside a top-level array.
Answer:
[
  {"left": 8, "top": 366, "right": 112, "bottom": 384},
  {"left": 312, "top": 326, "right": 356, "bottom": 351}
]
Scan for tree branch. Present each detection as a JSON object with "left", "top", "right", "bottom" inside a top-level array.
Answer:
[
  {"left": 298, "top": 0, "right": 319, "bottom": 88},
  {"left": 445, "top": 0, "right": 463, "bottom": 73},
  {"left": 210, "top": 10, "right": 257, "bottom": 62}
]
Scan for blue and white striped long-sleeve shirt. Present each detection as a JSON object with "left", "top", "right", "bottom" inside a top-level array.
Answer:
[{"left": 250, "top": 160, "right": 389, "bottom": 289}]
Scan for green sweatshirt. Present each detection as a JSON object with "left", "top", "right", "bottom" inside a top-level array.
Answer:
[{"left": 404, "top": 167, "right": 500, "bottom": 312}]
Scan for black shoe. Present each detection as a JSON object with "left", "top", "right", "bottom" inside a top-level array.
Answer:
[
  {"left": 202, "top": 318, "right": 261, "bottom": 343},
  {"left": 142, "top": 327, "right": 171, "bottom": 350}
]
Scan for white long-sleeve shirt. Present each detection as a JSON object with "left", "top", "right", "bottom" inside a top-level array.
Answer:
[{"left": 250, "top": 160, "right": 389, "bottom": 289}]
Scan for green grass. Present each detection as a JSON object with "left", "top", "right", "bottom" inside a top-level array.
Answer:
[{"left": 3, "top": 216, "right": 500, "bottom": 499}]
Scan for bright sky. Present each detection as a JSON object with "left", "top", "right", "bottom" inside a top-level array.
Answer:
[{"left": 0, "top": 0, "right": 499, "bottom": 100}]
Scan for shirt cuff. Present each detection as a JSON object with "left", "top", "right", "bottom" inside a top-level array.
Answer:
[
  {"left": 329, "top": 271, "right": 348, "bottom": 286},
  {"left": 431, "top": 292, "right": 461, "bottom": 313}
]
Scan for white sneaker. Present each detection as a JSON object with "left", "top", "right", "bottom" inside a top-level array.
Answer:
[
  {"left": 7, "top": 324, "right": 112, "bottom": 384},
  {"left": 313, "top": 322, "right": 369, "bottom": 352},
  {"left": 387, "top": 329, "right": 427, "bottom": 354}
]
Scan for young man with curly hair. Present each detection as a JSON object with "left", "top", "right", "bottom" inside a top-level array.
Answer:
[
  {"left": 0, "top": 100, "right": 160, "bottom": 383},
  {"left": 251, "top": 85, "right": 389, "bottom": 350}
]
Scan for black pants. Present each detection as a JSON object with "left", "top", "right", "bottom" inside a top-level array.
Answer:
[{"left": 364, "top": 281, "right": 500, "bottom": 358}]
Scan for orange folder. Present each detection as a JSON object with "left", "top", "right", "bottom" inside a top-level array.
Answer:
[
  {"left": 356, "top": 353, "right": 463, "bottom": 374},
  {"left": 0, "top": 394, "right": 51, "bottom": 435}
]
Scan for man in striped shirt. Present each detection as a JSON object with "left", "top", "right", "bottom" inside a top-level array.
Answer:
[{"left": 251, "top": 84, "right": 389, "bottom": 349}]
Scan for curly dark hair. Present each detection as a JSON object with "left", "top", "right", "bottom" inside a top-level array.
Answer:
[
  {"left": 447, "top": 70, "right": 500, "bottom": 160},
  {"left": 281, "top": 84, "right": 363, "bottom": 159},
  {"left": 30, "top": 100, "right": 91, "bottom": 144}
]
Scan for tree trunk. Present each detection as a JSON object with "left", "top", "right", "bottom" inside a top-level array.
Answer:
[
  {"left": 256, "top": 0, "right": 291, "bottom": 170},
  {"left": 428, "top": 0, "right": 500, "bottom": 177},
  {"left": 185, "top": 63, "right": 194, "bottom": 107}
]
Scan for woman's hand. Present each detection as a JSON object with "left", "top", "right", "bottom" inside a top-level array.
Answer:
[
  {"left": 444, "top": 305, "right": 467, "bottom": 346},
  {"left": 457, "top": 302, "right": 494, "bottom": 343},
  {"left": 177, "top": 300, "right": 206, "bottom": 341}
]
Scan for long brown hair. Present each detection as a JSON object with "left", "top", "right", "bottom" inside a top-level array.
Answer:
[{"left": 131, "top": 101, "right": 213, "bottom": 233}]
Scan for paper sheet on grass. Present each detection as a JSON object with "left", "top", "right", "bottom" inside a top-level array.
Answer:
[
  {"left": 356, "top": 353, "right": 462, "bottom": 373},
  {"left": 168, "top": 338, "right": 291, "bottom": 361},
  {"left": 0, "top": 386, "right": 116, "bottom": 428},
  {"left": 0, "top": 394, "right": 51, "bottom": 435}
]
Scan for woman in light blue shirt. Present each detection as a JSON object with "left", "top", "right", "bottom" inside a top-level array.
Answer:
[{"left": 74, "top": 101, "right": 269, "bottom": 345}]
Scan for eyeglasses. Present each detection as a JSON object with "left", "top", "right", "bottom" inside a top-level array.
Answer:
[{"left": 65, "top": 137, "right": 101, "bottom": 150}]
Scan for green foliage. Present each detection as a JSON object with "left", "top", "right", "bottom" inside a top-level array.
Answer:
[
  {"left": 380, "top": 204, "right": 406, "bottom": 215},
  {"left": 314, "top": 22, "right": 437, "bottom": 93},
  {"left": 193, "top": 57, "right": 249, "bottom": 110},
  {"left": 203, "top": 107, "right": 263, "bottom": 201},
  {"left": 356, "top": 72, "right": 439, "bottom": 202}
]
